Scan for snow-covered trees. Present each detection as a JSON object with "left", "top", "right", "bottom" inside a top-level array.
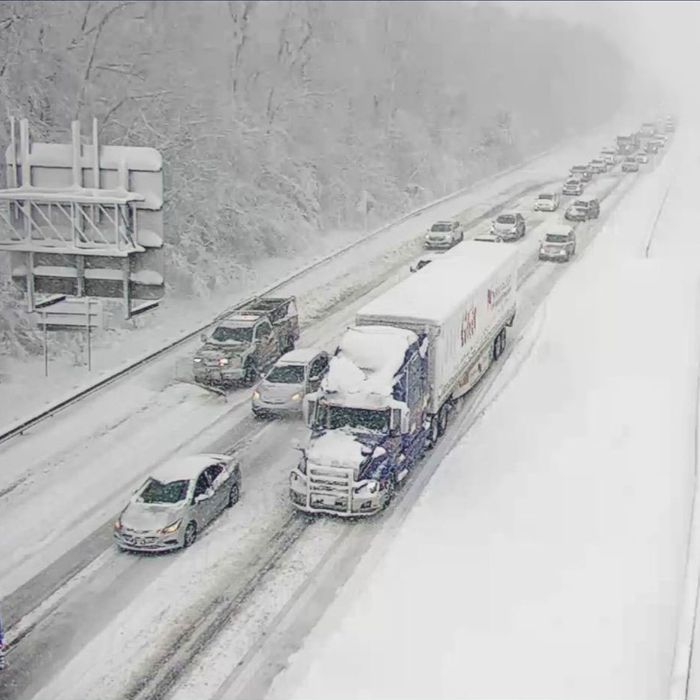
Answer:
[{"left": 0, "top": 0, "right": 629, "bottom": 305}]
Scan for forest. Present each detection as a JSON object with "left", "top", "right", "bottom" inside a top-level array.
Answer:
[{"left": 0, "top": 0, "right": 631, "bottom": 354}]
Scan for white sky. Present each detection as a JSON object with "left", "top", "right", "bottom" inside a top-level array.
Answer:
[{"left": 499, "top": 1, "right": 700, "bottom": 110}]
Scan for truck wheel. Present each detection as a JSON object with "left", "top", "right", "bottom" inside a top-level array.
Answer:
[
  {"left": 382, "top": 476, "right": 397, "bottom": 510},
  {"left": 493, "top": 330, "right": 505, "bottom": 360},
  {"left": 428, "top": 415, "right": 440, "bottom": 448},
  {"left": 437, "top": 404, "right": 449, "bottom": 437}
]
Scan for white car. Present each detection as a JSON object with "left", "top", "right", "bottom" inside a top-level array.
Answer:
[
  {"left": 533, "top": 192, "right": 560, "bottom": 212},
  {"left": 424, "top": 220, "right": 464, "bottom": 249},
  {"left": 562, "top": 179, "right": 584, "bottom": 196},
  {"left": 114, "top": 455, "right": 242, "bottom": 552}
]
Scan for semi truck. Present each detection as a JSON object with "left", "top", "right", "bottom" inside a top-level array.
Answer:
[{"left": 289, "top": 243, "right": 518, "bottom": 516}]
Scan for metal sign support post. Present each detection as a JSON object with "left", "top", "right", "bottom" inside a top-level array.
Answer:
[
  {"left": 86, "top": 296, "right": 92, "bottom": 371},
  {"left": 43, "top": 310, "right": 48, "bottom": 377}
]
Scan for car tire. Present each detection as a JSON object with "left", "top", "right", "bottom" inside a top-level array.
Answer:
[
  {"left": 183, "top": 522, "right": 197, "bottom": 548},
  {"left": 227, "top": 483, "right": 240, "bottom": 508}
]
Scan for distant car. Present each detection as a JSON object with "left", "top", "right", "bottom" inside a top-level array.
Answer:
[
  {"left": 645, "top": 142, "right": 659, "bottom": 154},
  {"left": 490, "top": 212, "right": 526, "bottom": 240},
  {"left": 114, "top": 454, "right": 242, "bottom": 552},
  {"left": 622, "top": 157, "right": 640, "bottom": 172},
  {"left": 533, "top": 192, "right": 560, "bottom": 212},
  {"left": 562, "top": 179, "right": 584, "bottom": 196},
  {"left": 252, "top": 348, "right": 329, "bottom": 417},
  {"left": 636, "top": 152, "right": 649, "bottom": 164},
  {"left": 600, "top": 149, "right": 618, "bottom": 165},
  {"left": 424, "top": 220, "right": 464, "bottom": 249},
  {"left": 588, "top": 159, "right": 606, "bottom": 174},
  {"left": 570, "top": 165, "right": 592, "bottom": 182},
  {"left": 565, "top": 198, "right": 600, "bottom": 222},
  {"left": 539, "top": 226, "right": 576, "bottom": 262},
  {"left": 473, "top": 232, "right": 505, "bottom": 243}
]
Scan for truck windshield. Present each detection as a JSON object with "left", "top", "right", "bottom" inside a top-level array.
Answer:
[
  {"left": 210, "top": 326, "right": 252, "bottom": 343},
  {"left": 326, "top": 406, "right": 389, "bottom": 432},
  {"left": 267, "top": 364, "right": 305, "bottom": 383}
]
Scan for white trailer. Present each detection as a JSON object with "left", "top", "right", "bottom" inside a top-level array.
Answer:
[{"left": 355, "top": 242, "right": 518, "bottom": 436}]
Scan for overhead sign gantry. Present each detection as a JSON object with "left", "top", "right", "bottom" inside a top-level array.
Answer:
[{"left": 0, "top": 117, "right": 164, "bottom": 320}]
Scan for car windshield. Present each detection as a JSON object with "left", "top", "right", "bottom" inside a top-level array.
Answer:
[
  {"left": 546, "top": 234, "right": 569, "bottom": 243},
  {"left": 266, "top": 364, "right": 305, "bottom": 384},
  {"left": 326, "top": 406, "right": 389, "bottom": 432},
  {"left": 496, "top": 215, "right": 515, "bottom": 224},
  {"left": 210, "top": 325, "right": 252, "bottom": 343},
  {"left": 139, "top": 478, "right": 190, "bottom": 504},
  {"left": 538, "top": 194, "right": 554, "bottom": 200},
  {"left": 431, "top": 223, "right": 451, "bottom": 232},
  {"left": 573, "top": 201, "right": 587, "bottom": 208}
]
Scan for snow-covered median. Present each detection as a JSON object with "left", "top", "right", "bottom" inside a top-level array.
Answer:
[{"left": 266, "top": 163, "right": 699, "bottom": 699}]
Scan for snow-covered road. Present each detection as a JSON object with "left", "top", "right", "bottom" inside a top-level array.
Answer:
[
  {"left": 0, "top": 123, "right": 646, "bottom": 700},
  {"left": 254, "top": 130, "right": 694, "bottom": 700}
]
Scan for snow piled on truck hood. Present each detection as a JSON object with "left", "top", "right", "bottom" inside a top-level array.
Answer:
[
  {"left": 307, "top": 429, "right": 366, "bottom": 471},
  {"left": 266, "top": 157, "right": 699, "bottom": 700},
  {"left": 322, "top": 325, "right": 416, "bottom": 398}
]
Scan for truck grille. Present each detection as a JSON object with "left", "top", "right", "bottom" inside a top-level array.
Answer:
[{"left": 308, "top": 465, "right": 354, "bottom": 513}]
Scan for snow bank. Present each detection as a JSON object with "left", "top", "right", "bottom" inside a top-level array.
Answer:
[{"left": 268, "top": 233, "right": 699, "bottom": 697}]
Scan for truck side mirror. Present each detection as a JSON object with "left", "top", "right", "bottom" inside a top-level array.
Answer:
[
  {"left": 303, "top": 395, "right": 317, "bottom": 428},
  {"left": 200, "top": 333, "right": 208, "bottom": 344},
  {"left": 389, "top": 407, "right": 402, "bottom": 436}
]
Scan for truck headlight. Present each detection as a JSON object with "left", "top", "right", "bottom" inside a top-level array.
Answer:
[
  {"left": 291, "top": 393, "right": 302, "bottom": 402},
  {"left": 193, "top": 358, "right": 203, "bottom": 363},
  {"left": 218, "top": 357, "right": 229, "bottom": 367},
  {"left": 253, "top": 390, "right": 260, "bottom": 400}
]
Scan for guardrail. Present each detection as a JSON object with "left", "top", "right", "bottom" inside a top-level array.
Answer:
[{"left": 0, "top": 135, "right": 585, "bottom": 447}]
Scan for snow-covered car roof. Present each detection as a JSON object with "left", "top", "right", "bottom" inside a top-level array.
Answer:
[
  {"left": 276, "top": 348, "right": 324, "bottom": 365},
  {"left": 151, "top": 454, "right": 229, "bottom": 482}
]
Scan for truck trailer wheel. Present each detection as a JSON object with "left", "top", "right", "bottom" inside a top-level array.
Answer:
[
  {"left": 493, "top": 329, "right": 506, "bottom": 360},
  {"left": 437, "top": 403, "right": 449, "bottom": 437},
  {"left": 428, "top": 415, "right": 440, "bottom": 448}
]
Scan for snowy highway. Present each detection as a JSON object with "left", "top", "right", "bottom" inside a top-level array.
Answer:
[{"left": 0, "top": 126, "right": 662, "bottom": 700}]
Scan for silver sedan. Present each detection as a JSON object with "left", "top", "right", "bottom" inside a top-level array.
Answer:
[
  {"left": 114, "top": 454, "right": 241, "bottom": 552},
  {"left": 252, "top": 348, "right": 329, "bottom": 417}
]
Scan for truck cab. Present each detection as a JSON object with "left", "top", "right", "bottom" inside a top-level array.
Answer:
[{"left": 290, "top": 325, "right": 427, "bottom": 516}]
